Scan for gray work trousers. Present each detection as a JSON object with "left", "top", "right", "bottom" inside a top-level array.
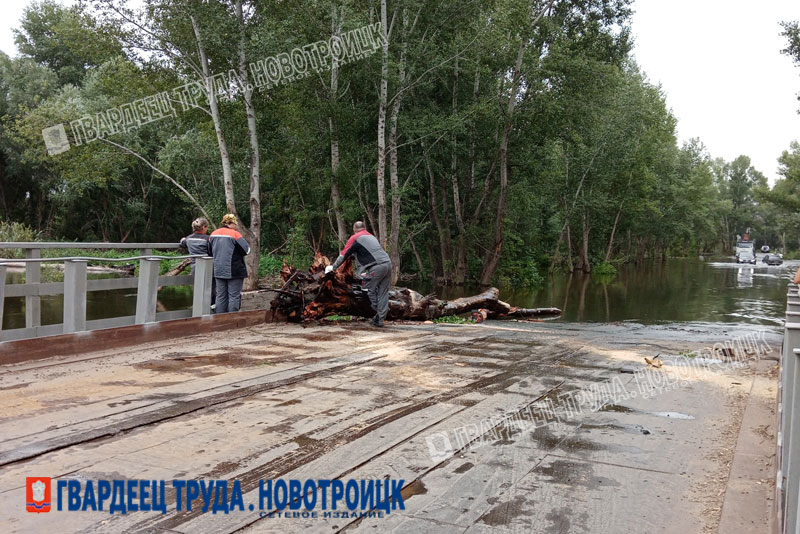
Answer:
[
  {"left": 215, "top": 277, "right": 244, "bottom": 313},
  {"left": 361, "top": 261, "right": 392, "bottom": 321}
]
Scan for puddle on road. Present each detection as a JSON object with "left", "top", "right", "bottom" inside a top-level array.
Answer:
[
  {"left": 479, "top": 494, "right": 528, "bottom": 527},
  {"left": 454, "top": 462, "right": 474, "bottom": 474},
  {"left": 538, "top": 459, "right": 621, "bottom": 489}
]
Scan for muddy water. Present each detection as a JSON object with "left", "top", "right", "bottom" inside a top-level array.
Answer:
[
  {"left": 410, "top": 256, "right": 795, "bottom": 327},
  {"left": 2, "top": 256, "right": 793, "bottom": 330}
]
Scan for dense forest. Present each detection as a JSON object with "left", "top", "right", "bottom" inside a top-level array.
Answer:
[{"left": 1, "top": 0, "right": 799, "bottom": 289}]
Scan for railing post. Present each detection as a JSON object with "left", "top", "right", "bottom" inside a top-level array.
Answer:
[
  {"left": 63, "top": 260, "right": 87, "bottom": 334},
  {"left": 192, "top": 257, "right": 214, "bottom": 317},
  {"left": 0, "top": 264, "right": 6, "bottom": 338},
  {"left": 135, "top": 258, "right": 160, "bottom": 324},
  {"left": 25, "top": 248, "right": 41, "bottom": 329}
]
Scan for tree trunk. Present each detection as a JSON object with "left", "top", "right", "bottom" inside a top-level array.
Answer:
[
  {"left": 329, "top": 4, "right": 347, "bottom": 246},
  {"left": 375, "top": 0, "right": 389, "bottom": 247},
  {"left": 424, "top": 144, "right": 451, "bottom": 280},
  {"left": 581, "top": 208, "right": 591, "bottom": 273},
  {"left": 191, "top": 15, "right": 235, "bottom": 214},
  {"left": 235, "top": 0, "right": 261, "bottom": 290},
  {"left": 387, "top": 7, "right": 409, "bottom": 284},
  {"left": 566, "top": 221, "right": 574, "bottom": 273},
  {"left": 479, "top": 2, "right": 553, "bottom": 285},
  {"left": 479, "top": 37, "right": 524, "bottom": 286},
  {"left": 604, "top": 204, "right": 623, "bottom": 262},
  {"left": 450, "top": 56, "right": 467, "bottom": 285}
]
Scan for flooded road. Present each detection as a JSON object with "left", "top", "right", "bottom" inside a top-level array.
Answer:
[{"left": 413, "top": 256, "right": 795, "bottom": 328}]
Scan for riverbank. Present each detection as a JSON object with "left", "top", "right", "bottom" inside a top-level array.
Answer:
[{"left": 0, "top": 319, "right": 779, "bottom": 533}]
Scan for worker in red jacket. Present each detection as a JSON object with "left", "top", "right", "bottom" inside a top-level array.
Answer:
[
  {"left": 326, "top": 221, "right": 392, "bottom": 326},
  {"left": 208, "top": 214, "right": 250, "bottom": 313}
]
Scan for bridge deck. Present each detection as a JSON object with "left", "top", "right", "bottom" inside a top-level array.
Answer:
[{"left": 0, "top": 320, "right": 779, "bottom": 533}]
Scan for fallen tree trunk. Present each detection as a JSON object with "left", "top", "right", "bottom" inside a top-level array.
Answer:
[
  {"left": 270, "top": 253, "right": 561, "bottom": 322},
  {"left": 165, "top": 258, "right": 192, "bottom": 277}
]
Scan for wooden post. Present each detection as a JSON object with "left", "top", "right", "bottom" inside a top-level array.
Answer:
[
  {"left": 63, "top": 260, "right": 88, "bottom": 334},
  {"left": 192, "top": 257, "right": 214, "bottom": 317},
  {"left": 135, "top": 258, "right": 160, "bottom": 324},
  {"left": 25, "top": 248, "right": 41, "bottom": 328}
]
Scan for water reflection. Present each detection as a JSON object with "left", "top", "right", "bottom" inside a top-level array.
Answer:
[
  {"left": 736, "top": 266, "right": 754, "bottom": 288},
  {"left": 410, "top": 257, "right": 793, "bottom": 326}
]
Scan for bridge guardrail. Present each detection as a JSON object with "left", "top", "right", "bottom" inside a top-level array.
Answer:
[
  {"left": 780, "top": 282, "right": 800, "bottom": 533},
  {"left": 0, "top": 242, "right": 214, "bottom": 342}
]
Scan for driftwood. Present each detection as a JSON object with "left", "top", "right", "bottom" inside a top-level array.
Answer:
[
  {"left": 165, "top": 258, "right": 192, "bottom": 277},
  {"left": 270, "top": 252, "right": 561, "bottom": 322}
]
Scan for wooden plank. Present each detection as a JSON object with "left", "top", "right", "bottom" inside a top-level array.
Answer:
[{"left": 0, "top": 336, "right": 412, "bottom": 465}]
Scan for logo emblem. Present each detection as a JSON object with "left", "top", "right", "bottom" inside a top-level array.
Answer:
[
  {"left": 26, "top": 477, "right": 51, "bottom": 513},
  {"left": 41, "top": 124, "right": 71, "bottom": 156},
  {"left": 425, "top": 431, "right": 454, "bottom": 462}
]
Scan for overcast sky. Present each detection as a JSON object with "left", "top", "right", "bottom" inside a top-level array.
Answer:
[
  {"left": 0, "top": 0, "right": 798, "bottom": 183},
  {"left": 630, "top": 0, "right": 799, "bottom": 183}
]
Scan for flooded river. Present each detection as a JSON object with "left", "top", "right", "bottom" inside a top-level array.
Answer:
[
  {"left": 412, "top": 256, "right": 794, "bottom": 328},
  {"left": 2, "top": 256, "right": 794, "bottom": 330}
]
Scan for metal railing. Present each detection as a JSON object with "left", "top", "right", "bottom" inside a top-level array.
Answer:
[
  {"left": 779, "top": 282, "right": 800, "bottom": 533},
  {"left": 0, "top": 242, "right": 213, "bottom": 342}
]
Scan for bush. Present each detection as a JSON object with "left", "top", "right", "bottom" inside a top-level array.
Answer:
[
  {"left": 0, "top": 220, "right": 39, "bottom": 258},
  {"left": 259, "top": 253, "right": 283, "bottom": 277},
  {"left": 593, "top": 261, "right": 618, "bottom": 276}
]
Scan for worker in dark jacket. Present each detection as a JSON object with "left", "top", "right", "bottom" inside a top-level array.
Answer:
[
  {"left": 326, "top": 221, "right": 392, "bottom": 326},
  {"left": 208, "top": 214, "right": 250, "bottom": 313},
  {"left": 179, "top": 217, "right": 215, "bottom": 306}
]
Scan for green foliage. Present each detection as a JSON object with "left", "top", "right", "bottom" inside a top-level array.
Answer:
[
  {"left": 433, "top": 315, "right": 468, "bottom": 324},
  {"left": 593, "top": 262, "right": 617, "bottom": 276},
  {"left": 284, "top": 220, "right": 313, "bottom": 270},
  {"left": 324, "top": 315, "right": 355, "bottom": 321},
  {"left": 0, "top": 221, "right": 40, "bottom": 258},
  {"left": 258, "top": 253, "right": 283, "bottom": 277},
  {"left": 2, "top": 0, "right": 795, "bottom": 287}
]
